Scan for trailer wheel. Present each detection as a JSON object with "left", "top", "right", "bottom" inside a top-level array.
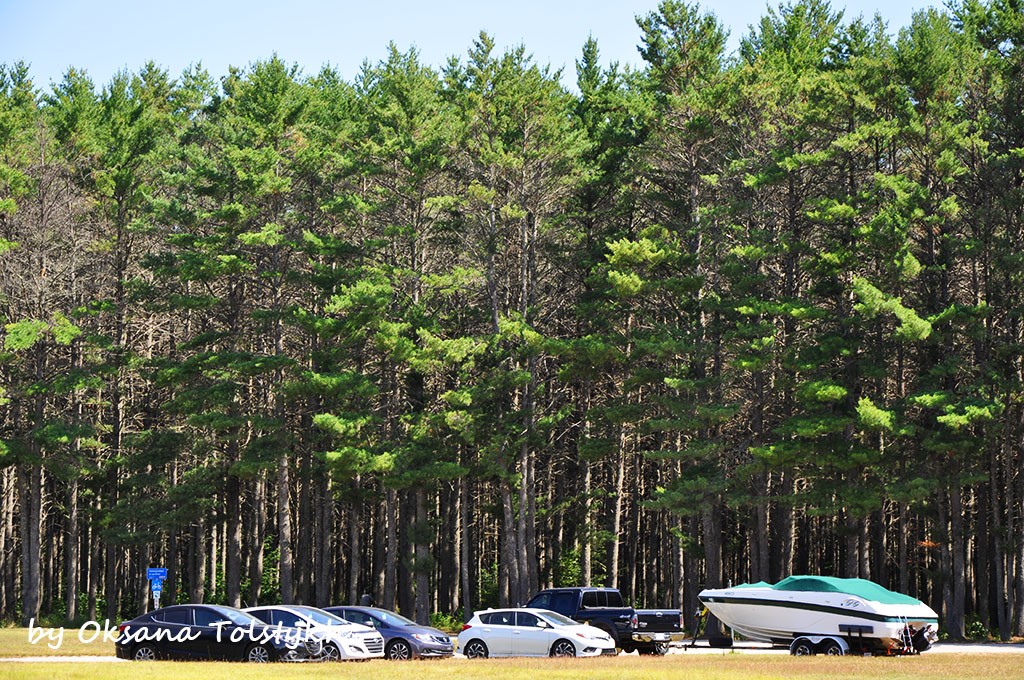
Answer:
[
  {"left": 819, "top": 639, "right": 844, "bottom": 656},
  {"left": 791, "top": 638, "right": 816, "bottom": 656}
]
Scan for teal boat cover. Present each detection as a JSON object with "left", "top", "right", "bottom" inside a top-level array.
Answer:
[{"left": 734, "top": 576, "right": 922, "bottom": 605}]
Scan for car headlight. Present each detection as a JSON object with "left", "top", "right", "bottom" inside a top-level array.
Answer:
[{"left": 335, "top": 630, "right": 352, "bottom": 639}]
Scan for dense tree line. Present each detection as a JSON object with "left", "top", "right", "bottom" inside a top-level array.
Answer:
[{"left": 1, "top": 0, "right": 1022, "bottom": 642}]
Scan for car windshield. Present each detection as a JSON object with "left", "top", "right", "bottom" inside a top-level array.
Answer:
[
  {"left": 536, "top": 610, "right": 579, "bottom": 627},
  {"left": 210, "top": 606, "right": 262, "bottom": 626},
  {"left": 373, "top": 609, "right": 417, "bottom": 626},
  {"left": 290, "top": 606, "right": 353, "bottom": 627}
]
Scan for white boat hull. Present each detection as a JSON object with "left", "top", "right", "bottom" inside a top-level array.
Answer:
[{"left": 699, "top": 584, "right": 939, "bottom": 652}]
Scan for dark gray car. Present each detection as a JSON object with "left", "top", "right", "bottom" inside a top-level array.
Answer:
[{"left": 325, "top": 606, "right": 453, "bottom": 660}]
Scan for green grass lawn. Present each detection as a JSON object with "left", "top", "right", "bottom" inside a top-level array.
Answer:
[
  {"left": 0, "top": 626, "right": 114, "bottom": 657},
  {"left": 1, "top": 654, "right": 1023, "bottom": 680}
]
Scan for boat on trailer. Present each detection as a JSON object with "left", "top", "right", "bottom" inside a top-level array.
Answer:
[{"left": 698, "top": 575, "right": 939, "bottom": 656}]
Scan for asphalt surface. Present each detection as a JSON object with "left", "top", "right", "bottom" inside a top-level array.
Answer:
[{"left": 665, "top": 640, "right": 1024, "bottom": 655}]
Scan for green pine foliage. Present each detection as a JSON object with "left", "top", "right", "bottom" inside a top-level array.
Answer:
[{"left": 3, "top": 0, "right": 1024, "bottom": 638}]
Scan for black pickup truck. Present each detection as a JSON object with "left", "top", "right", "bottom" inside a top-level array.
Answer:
[{"left": 526, "top": 587, "right": 684, "bottom": 654}]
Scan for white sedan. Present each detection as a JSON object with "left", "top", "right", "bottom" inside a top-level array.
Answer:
[
  {"left": 245, "top": 605, "right": 385, "bottom": 660},
  {"left": 457, "top": 608, "right": 616, "bottom": 658}
]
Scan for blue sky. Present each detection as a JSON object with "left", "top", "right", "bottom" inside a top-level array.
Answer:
[{"left": 1, "top": 0, "right": 931, "bottom": 90}]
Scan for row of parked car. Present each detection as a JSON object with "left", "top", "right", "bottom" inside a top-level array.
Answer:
[
  {"left": 114, "top": 603, "right": 454, "bottom": 662},
  {"left": 115, "top": 587, "right": 686, "bottom": 662}
]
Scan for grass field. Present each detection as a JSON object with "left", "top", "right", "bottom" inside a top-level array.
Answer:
[
  {"left": 0, "top": 626, "right": 114, "bottom": 657},
  {"left": 2, "top": 654, "right": 1024, "bottom": 680}
]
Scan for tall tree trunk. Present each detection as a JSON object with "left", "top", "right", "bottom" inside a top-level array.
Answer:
[
  {"left": 947, "top": 485, "right": 966, "bottom": 640},
  {"left": 225, "top": 471, "right": 241, "bottom": 608},
  {"left": 582, "top": 461, "right": 592, "bottom": 586},
  {"left": 297, "top": 451, "right": 313, "bottom": 603},
  {"left": 348, "top": 485, "right": 363, "bottom": 606},
  {"left": 898, "top": 503, "right": 910, "bottom": 595},
  {"left": 137, "top": 543, "right": 151, "bottom": 615},
  {"left": 249, "top": 474, "right": 265, "bottom": 607},
  {"left": 87, "top": 521, "right": 100, "bottom": 620},
  {"left": 414, "top": 487, "right": 431, "bottom": 624},
  {"left": 459, "top": 475, "right": 471, "bottom": 620},
  {"left": 278, "top": 453, "right": 294, "bottom": 604},
  {"left": 64, "top": 477, "right": 78, "bottom": 623},
  {"left": 316, "top": 475, "right": 332, "bottom": 608},
  {"left": 189, "top": 519, "right": 205, "bottom": 603},
  {"left": 843, "top": 511, "right": 859, "bottom": 578},
  {"left": 18, "top": 463, "right": 42, "bottom": 627},
  {"left": 516, "top": 422, "right": 531, "bottom": 604},
  {"left": 702, "top": 503, "right": 723, "bottom": 635},
  {"left": 608, "top": 426, "right": 626, "bottom": 589},
  {"left": 500, "top": 481, "right": 519, "bottom": 605},
  {"left": 993, "top": 424, "right": 1011, "bottom": 640},
  {"left": 383, "top": 488, "right": 398, "bottom": 610},
  {"left": 0, "top": 470, "right": 11, "bottom": 619}
]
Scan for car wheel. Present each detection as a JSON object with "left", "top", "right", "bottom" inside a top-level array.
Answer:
[
  {"left": 791, "top": 638, "right": 816, "bottom": 656},
  {"left": 245, "top": 643, "right": 273, "bottom": 663},
  {"left": 819, "top": 639, "right": 844, "bottom": 656},
  {"left": 463, "top": 639, "right": 488, "bottom": 659},
  {"left": 387, "top": 639, "right": 413, "bottom": 660},
  {"left": 132, "top": 643, "right": 157, "bottom": 661},
  {"left": 322, "top": 642, "right": 341, "bottom": 661},
  {"left": 550, "top": 639, "right": 577, "bottom": 657}
]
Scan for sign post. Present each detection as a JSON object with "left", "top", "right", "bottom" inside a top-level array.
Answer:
[{"left": 147, "top": 567, "right": 167, "bottom": 608}]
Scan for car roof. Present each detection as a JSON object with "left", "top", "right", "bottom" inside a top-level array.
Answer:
[{"left": 245, "top": 605, "right": 308, "bottom": 616}]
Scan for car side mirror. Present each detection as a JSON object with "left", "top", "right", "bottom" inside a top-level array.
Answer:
[
  {"left": 294, "top": 621, "right": 309, "bottom": 629},
  {"left": 537, "top": 621, "right": 550, "bottom": 628}
]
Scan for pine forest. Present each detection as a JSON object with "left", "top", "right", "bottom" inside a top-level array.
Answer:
[{"left": 1, "top": 0, "right": 1023, "bottom": 642}]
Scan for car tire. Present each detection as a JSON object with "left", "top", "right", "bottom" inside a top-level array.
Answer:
[
  {"left": 132, "top": 643, "right": 158, "bottom": 661},
  {"left": 322, "top": 642, "right": 341, "bottom": 661},
  {"left": 637, "top": 642, "right": 668, "bottom": 655},
  {"left": 245, "top": 643, "right": 274, "bottom": 663},
  {"left": 387, "top": 639, "right": 413, "bottom": 660},
  {"left": 463, "top": 639, "right": 488, "bottom": 659},
  {"left": 550, "top": 639, "right": 577, "bottom": 657}
]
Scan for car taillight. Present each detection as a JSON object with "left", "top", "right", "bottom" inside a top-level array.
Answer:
[
  {"left": 461, "top": 624, "right": 472, "bottom": 631},
  {"left": 631, "top": 613, "right": 638, "bottom": 628},
  {"left": 118, "top": 623, "right": 127, "bottom": 634}
]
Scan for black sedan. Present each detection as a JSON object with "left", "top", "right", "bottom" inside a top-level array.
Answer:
[
  {"left": 115, "top": 604, "right": 314, "bottom": 662},
  {"left": 325, "top": 606, "right": 453, "bottom": 660}
]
